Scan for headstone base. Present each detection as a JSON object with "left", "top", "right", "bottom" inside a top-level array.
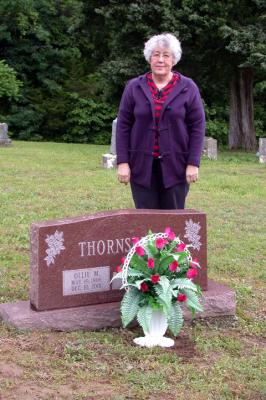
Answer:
[
  {"left": 0, "top": 280, "right": 235, "bottom": 331},
  {"left": 0, "top": 138, "right": 12, "bottom": 146}
]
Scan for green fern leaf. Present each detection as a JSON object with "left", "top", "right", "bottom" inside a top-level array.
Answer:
[
  {"left": 121, "top": 287, "right": 141, "bottom": 327},
  {"left": 110, "top": 271, "right": 122, "bottom": 283},
  {"left": 159, "top": 255, "right": 175, "bottom": 269},
  {"left": 182, "top": 289, "right": 203, "bottom": 312},
  {"left": 167, "top": 302, "right": 184, "bottom": 336},
  {"left": 158, "top": 275, "right": 170, "bottom": 291},
  {"left": 171, "top": 278, "right": 198, "bottom": 291},
  {"left": 136, "top": 305, "right": 153, "bottom": 333},
  {"left": 155, "top": 279, "right": 172, "bottom": 316},
  {"left": 127, "top": 268, "right": 145, "bottom": 278}
]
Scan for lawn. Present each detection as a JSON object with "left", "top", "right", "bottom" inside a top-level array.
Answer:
[{"left": 0, "top": 141, "right": 265, "bottom": 400}]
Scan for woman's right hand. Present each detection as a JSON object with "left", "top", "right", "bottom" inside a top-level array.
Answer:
[{"left": 117, "top": 163, "right": 131, "bottom": 185}]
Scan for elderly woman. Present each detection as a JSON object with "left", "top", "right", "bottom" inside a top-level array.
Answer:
[{"left": 116, "top": 33, "right": 205, "bottom": 209}]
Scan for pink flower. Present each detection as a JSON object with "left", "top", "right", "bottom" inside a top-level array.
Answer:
[
  {"left": 176, "top": 243, "right": 186, "bottom": 252},
  {"left": 140, "top": 282, "right": 149, "bottom": 292},
  {"left": 177, "top": 293, "right": 187, "bottom": 302},
  {"left": 156, "top": 238, "right": 167, "bottom": 249},
  {"left": 164, "top": 227, "right": 175, "bottom": 241},
  {"left": 121, "top": 257, "right": 126, "bottom": 264},
  {"left": 190, "top": 258, "right": 199, "bottom": 268},
  {"left": 135, "top": 246, "right": 145, "bottom": 256},
  {"left": 116, "top": 265, "right": 122, "bottom": 273},
  {"left": 147, "top": 258, "right": 155, "bottom": 268},
  {"left": 151, "top": 274, "right": 160, "bottom": 284},
  {"left": 169, "top": 260, "right": 179, "bottom": 272},
  {"left": 186, "top": 268, "right": 198, "bottom": 279},
  {"left": 132, "top": 237, "right": 140, "bottom": 245}
]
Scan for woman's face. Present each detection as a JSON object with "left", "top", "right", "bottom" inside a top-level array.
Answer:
[{"left": 149, "top": 46, "right": 174, "bottom": 78}]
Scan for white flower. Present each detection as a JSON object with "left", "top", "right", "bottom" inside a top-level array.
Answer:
[
  {"left": 184, "top": 219, "right": 202, "bottom": 251},
  {"left": 44, "top": 230, "right": 65, "bottom": 266}
]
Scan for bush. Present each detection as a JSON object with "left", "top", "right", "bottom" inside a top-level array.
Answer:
[
  {"left": 63, "top": 94, "right": 117, "bottom": 144},
  {"left": 206, "top": 119, "right": 228, "bottom": 145},
  {"left": 204, "top": 103, "right": 229, "bottom": 145}
]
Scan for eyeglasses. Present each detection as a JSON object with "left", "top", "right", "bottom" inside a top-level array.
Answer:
[{"left": 151, "top": 52, "right": 172, "bottom": 59}]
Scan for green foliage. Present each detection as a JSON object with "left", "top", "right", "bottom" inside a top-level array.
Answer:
[
  {"left": 113, "top": 231, "right": 203, "bottom": 336},
  {"left": 0, "top": 0, "right": 264, "bottom": 145},
  {"left": 182, "top": 289, "right": 203, "bottom": 313},
  {"left": 0, "top": 60, "right": 22, "bottom": 100},
  {"left": 171, "top": 278, "right": 198, "bottom": 292},
  {"left": 154, "top": 277, "right": 172, "bottom": 315},
  {"left": 136, "top": 304, "right": 153, "bottom": 334},
  {"left": 63, "top": 94, "right": 116, "bottom": 144},
  {"left": 206, "top": 120, "right": 228, "bottom": 146},
  {"left": 167, "top": 302, "right": 184, "bottom": 336},
  {"left": 121, "top": 287, "right": 141, "bottom": 328}
]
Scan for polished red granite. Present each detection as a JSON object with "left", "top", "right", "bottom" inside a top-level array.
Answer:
[{"left": 30, "top": 209, "right": 207, "bottom": 311}]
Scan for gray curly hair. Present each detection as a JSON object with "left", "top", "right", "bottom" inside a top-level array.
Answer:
[{"left": 143, "top": 33, "right": 182, "bottom": 65}]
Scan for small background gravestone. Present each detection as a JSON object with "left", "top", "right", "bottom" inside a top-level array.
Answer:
[
  {"left": 259, "top": 138, "right": 266, "bottom": 163},
  {"left": 102, "top": 118, "right": 117, "bottom": 168},
  {"left": 110, "top": 117, "right": 117, "bottom": 155},
  {"left": 0, "top": 123, "right": 12, "bottom": 146},
  {"left": 202, "top": 137, "right": 217, "bottom": 160}
]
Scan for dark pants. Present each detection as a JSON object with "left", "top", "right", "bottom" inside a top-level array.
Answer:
[{"left": 130, "top": 159, "right": 189, "bottom": 210}]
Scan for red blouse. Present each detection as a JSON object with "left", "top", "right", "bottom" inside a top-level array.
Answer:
[{"left": 147, "top": 72, "right": 180, "bottom": 157}]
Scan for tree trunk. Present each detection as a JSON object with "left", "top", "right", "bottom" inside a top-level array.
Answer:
[{"left": 229, "top": 68, "right": 256, "bottom": 151}]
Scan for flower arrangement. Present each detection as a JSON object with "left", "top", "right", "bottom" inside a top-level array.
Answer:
[{"left": 112, "top": 227, "right": 203, "bottom": 340}]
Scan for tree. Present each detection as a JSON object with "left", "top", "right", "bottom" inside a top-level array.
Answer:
[
  {"left": 179, "top": 0, "right": 266, "bottom": 150},
  {"left": 221, "top": 4, "right": 266, "bottom": 150}
]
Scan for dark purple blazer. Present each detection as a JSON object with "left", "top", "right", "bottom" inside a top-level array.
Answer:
[{"left": 116, "top": 73, "right": 205, "bottom": 188}]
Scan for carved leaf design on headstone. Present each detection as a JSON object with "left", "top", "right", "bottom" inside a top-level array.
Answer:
[
  {"left": 44, "top": 230, "right": 65, "bottom": 266},
  {"left": 184, "top": 219, "right": 202, "bottom": 251}
]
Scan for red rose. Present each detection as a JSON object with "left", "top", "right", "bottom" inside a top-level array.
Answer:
[
  {"left": 156, "top": 238, "right": 167, "bottom": 249},
  {"left": 169, "top": 260, "right": 179, "bottom": 272},
  {"left": 177, "top": 293, "right": 187, "bottom": 302},
  {"left": 147, "top": 258, "right": 155, "bottom": 268},
  {"left": 135, "top": 246, "right": 145, "bottom": 256},
  {"left": 164, "top": 227, "right": 175, "bottom": 241},
  {"left": 151, "top": 274, "right": 160, "bottom": 284},
  {"left": 176, "top": 243, "right": 186, "bottom": 252},
  {"left": 121, "top": 257, "right": 126, "bottom": 264},
  {"left": 190, "top": 258, "right": 199, "bottom": 268},
  {"left": 140, "top": 282, "right": 149, "bottom": 292},
  {"left": 116, "top": 265, "right": 122, "bottom": 273},
  {"left": 132, "top": 237, "right": 140, "bottom": 245},
  {"left": 186, "top": 268, "right": 198, "bottom": 279}
]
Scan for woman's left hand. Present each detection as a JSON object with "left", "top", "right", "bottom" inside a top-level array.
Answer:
[{"left": 186, "top": 165, "right": 199, "bottom": 184}]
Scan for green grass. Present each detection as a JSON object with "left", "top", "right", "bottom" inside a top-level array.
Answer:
[{"left": 0, "top": 141, "right": 266, "bottom": 400}]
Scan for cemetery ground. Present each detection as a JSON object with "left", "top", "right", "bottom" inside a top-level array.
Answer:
[{"left": 0, "top": 141, "right": 265, "bottom": 400}]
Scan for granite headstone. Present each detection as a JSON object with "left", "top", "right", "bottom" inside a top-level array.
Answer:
[{"left": 30, "top": 209, "right": 207, "bottom": 311}]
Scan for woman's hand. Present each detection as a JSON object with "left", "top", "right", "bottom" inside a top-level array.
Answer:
[
  {"left": 117, "top": 163, "right": 131, "bottom": 185},
  {"left": 186, "top": 165, "right": 199, "bottom": 184}
]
